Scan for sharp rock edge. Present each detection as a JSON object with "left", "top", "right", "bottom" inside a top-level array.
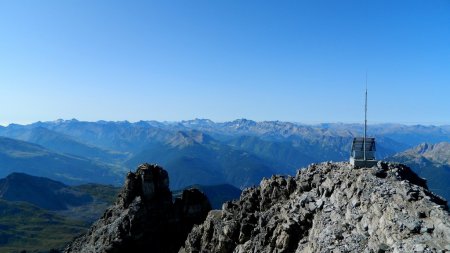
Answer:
[
  {"left": 181, "top": 162, "right": 450, "bottom": 253},
  {"left": 64, "top": 163, "right": 211, "bottom": 253}
]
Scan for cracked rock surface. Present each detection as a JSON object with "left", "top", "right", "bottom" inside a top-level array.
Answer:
[
  {"left": 181, "top": 162, "right": 450, "bottom": 253},
  {"left": 64, "top": 163, "right": 211, "bottom": 253}
]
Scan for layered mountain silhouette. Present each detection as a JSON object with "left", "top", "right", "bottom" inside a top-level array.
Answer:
[
  {"left": 1, "top": 119, "right": 450, "bottom": 252},
  {"left": 1, "top": 119, "right": 449, "bottom": 192},
  {"left": 0, "top": 126, "right": 128, "bottom": 162},
  {"left": 126, "top": 130, "right": 276, "bottom": 189},
  {"left": 0, "top": 137, "right": 122, "bottom": 185}
]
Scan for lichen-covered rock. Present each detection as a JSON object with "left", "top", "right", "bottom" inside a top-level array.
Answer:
[
  {"left": 64, "top": 163, "right": 211, "bottom": 253},
  {"left": 181, "top": 162, "right": 450, "bottom": 253}
]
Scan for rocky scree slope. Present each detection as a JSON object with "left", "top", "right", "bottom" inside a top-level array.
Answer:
[
  {"left": 64, "top": 163, "right": 211, "bottom": 253},
  {"left": 181, "top": 162, "right": 450, "bottom": 253}
]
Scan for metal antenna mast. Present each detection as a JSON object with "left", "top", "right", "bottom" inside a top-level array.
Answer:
[{"left": 364, "top": 73, "right": 368, "bottom": 161}]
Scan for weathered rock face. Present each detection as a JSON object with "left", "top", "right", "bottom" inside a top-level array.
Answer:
[
  {"left": 181, "top": 162, "right": 450, "bottom": 253},
  {"left": 64, "top": 163, "right": 211, "bottom": 253}
]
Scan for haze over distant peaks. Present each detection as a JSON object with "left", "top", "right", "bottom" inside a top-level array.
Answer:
[{"left": 1, "top": 119, "right": 450, "bottom": 191}]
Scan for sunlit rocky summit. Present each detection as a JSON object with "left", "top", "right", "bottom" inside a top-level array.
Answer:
[
  {"left": 182, "top": 162, "right": 450, "bottom": 253},
  {"left": 65, "top": 162, "right": 450, "bottom": 253}
]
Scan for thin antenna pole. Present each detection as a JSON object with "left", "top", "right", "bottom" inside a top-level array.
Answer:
[{"left": 364, "top": 73, "right": 367, "bottom": 161}]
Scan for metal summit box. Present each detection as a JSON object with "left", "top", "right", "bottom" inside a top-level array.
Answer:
[{"left": 350, "top": 137, "right": 377, "bottom": 167}]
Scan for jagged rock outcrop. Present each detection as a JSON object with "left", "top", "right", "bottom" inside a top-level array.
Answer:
[
  {"left": 181, "top": 162, "right": 450, "bottom": 253},
  {"left": 65, "top": 163, "right": 211, "bottom": 253}
]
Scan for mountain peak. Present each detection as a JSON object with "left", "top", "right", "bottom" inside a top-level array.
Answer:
[
  {"left": 415, "top": 143, "right": 431, "bottom": 154},
  {"left": 223, "top": 118, "right": 257, "bottom": 130},
  {"left": 404, "top": 142, "right": 450, "bottom": 165},
  {"left": 64, "top": 162, "right": 450, "bottom": 252},
  {"left": 168, "top": 130, "right": 214, "bottom": 148},
  {"left": 416, "top": 142, "right": 450, "bottom": 152},
  {"left": 181, "top": 118, "right": 215, "bottom": 126},
  {"left": 182, "top": 162, "right": 450, "bottom": 252},
  {"left": 49, "top": 118, "right": 79, "bottom": 124},
  {"left": 231, "top": 118, "right": 256, "bottom": 125},
  {"left": 65, "top": 164, "right": 211, "bottom": 253}
]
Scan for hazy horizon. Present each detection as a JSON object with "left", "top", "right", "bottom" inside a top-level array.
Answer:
[
  {"left": 1, "top": 118, "right": 449, "bottom": 127},
  {"left": 1, "top": 1, "right": 449, "bottom": 125}
]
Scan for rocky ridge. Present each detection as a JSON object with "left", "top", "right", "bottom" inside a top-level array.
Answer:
[
  {"left": 181, "top": 162, "right": 450, "bottom": 253},
  {"left": 64, "top": 163, "right": 211, "bottom": 253}
]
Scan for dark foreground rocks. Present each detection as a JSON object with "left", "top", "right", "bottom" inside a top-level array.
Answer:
[
  {"left": 64, "top": 163, "right": 211, "bottom": 253},
  {"left": 181, "top": 162, "right": 450, "bottom": 253}
]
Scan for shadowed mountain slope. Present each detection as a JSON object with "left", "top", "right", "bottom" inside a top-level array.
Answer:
[
  {"left": 0, "top": 126, "right": 128, "bottom": 163},
  {"left": 0, "top": 137, "right": 122, "bottom": 185},
  {"left": 0, "top": 173, "right": 92, "bottom": 210},
  {"left": 125, "top": 131, "right": 276, "bottom": 189}
]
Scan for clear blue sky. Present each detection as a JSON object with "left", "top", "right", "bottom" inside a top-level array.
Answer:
[{"left": 1, "top": 0, "right": 449, "bottom": 125}]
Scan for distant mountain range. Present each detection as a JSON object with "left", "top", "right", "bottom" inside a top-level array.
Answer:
[
  {"left": 0, "top": 126, "right": 129, "bottom": 163},
  {"left": 0, "top": 137, "right": 123, "bottom": 185},
  {"left": 125, "top": 130, "right": 276, "bottom": 188},
  {"left": 0, "top": 119, "right": 449, "bottom": 251},
  {"left": 0, "top": 119, "right": 449, "bottom": 190}
]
